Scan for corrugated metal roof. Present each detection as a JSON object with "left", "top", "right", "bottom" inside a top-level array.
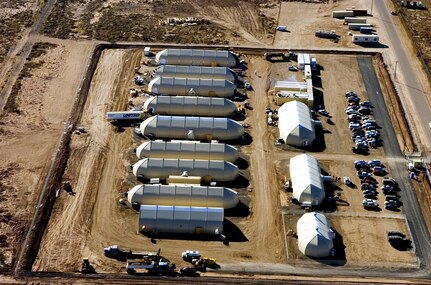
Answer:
[{"left": 290, "top": 154, "right": 325, "bottom": 205}]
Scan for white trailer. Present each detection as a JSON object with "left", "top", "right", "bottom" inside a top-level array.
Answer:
[
  {"left": 106, "top": 111, "right": 144, "bottom": 121},
  {"left": 352, "top": 34, "right": 379, "bottom": 43},
  {"left": 348, "top": 23, "right": 372, "bottom": 31},
  {"left": 344, "top": 17, "right": 367, "bottom": 24},
  {"left": 311, "top": 58, "right": 317, "bottom": 71},
  {"left": 332, "top": 10, "right": 354, "bottom": 18}
]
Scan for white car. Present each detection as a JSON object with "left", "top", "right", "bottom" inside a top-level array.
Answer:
[
  {"left": 276, "top": 26, "right": 288, "bottom": 31},
  {"left": 182, "top": 250, "right": 201, "bottom": 260}
]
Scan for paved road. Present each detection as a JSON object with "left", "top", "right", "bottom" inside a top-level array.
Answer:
[
  {"left": 374, "top": 0, "right": 431, "bottom": 153},
  {"left": 358, "top": 56, "right": 431, "bottom": 268}
]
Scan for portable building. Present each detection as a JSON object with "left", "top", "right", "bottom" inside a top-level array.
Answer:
[
  {"left": 136, "top": 140, "right": 239, "bottom": 162},
  {"left": 352, "top": 34, "right": 379, "bottom": 43},
  {"left": 153, "top": 65, "right": 236, "bottom": 82},
  {"left": 297, "top": 212, "right": 335, "bottom": 258},
  {"left": 148, "top": 77, "right": 236, "bottom": 97},
  {"left": 348, "top": 23, "right": 372, "bottom": 31},
  {"left": 278, "top": 101, "right": 316, "bottom": 147},
  {"left": 274, "top": 81, "right": 307, "bottom": 93},
  {"left": 304, "top": 65, "right": 312, "bottom": 79},
  {"left": 290, "top": 153, "right": 325, "bottom": 206},
  {"left": 155, "top": 49, "right": 238, "bottom": 67},
  {"left": 297, "top": 53, "right": 305, "bottom": 70},
  {"left": 140, "top": 115, "right": 244, "bottom": 141},
  {"left": 132, "top": 158, "right": 239, "bottom": 182},
  {"left": 332, "top": 10, "right": 354, "bottom": 18},
  {"left": 127, "top": 184, "right": 239, "bottom": 209},
  {"left": 143, "top": 96, "right": 236, "bottom": 117},
  {"left": 344, "top": 17, "right": 367, "bottom": 23},
  {"left": 139, "top": 205, "right": 224, "bottom": 235}
]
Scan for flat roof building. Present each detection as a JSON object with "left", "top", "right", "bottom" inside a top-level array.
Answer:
[{"left": 139, "top": 205, "right": 224, "bottom": 235}]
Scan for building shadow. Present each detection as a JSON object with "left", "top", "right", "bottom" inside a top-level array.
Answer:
[
  {"left": 234, "top": 156, "right": 249, "bottom": 170},
  {"left": 354, "top": 42, "right": 389, "bottom": 48},
  {"left": 226, "top": 132, "right": 253, "bottom": 146},
  {"left": 309, "top": 229, "right": 346, "bottom": 266},
  {"left": 224, "top": 201, "right": 250, "bottom": 217},
  {"left": 218, "top": 174, "right": 250, "bottom": 188},
  {"left": 307, "top": 124, "right": 326, "bottom": 152}
]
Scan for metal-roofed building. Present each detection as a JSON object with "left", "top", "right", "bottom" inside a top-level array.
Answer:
[
  {"left": 278, "top": 101, "right": 316, "bottom": 147},
  {"left": 153, "top": 65, "right": 236, "bottom": 82},
  {"left": 140, "top": 115, "right": 244, "bottom": 141},
  {"left": 135, "top": 141, "right": 239, "bottom": 162},
  {"left": 143, "top": 96, "right": 236, "bottom": 117},
  {"left": 139, "top": 205, "right": 224, "bottom": 235},
  {"left": 154, "top": 49, "right": 238, "bottom": 67},
  {"left": 132, "top": 158, "right": 239, "bottom": 182},
  {"left": 148, "top": 77, "right": 236, "bottom": 97},
  {"left": 290, "top": 153, "right": 325, "bottom": 206},
  {"left": 127, "top": 184, "right": 239, "bottom": 209},
  {"left": 297, "top": 212, "right": 335, "bottom": 258}
]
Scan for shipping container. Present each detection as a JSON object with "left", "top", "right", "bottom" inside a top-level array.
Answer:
[
  {"left": 344, "top": 17, "right": 367, "bottom": 23},
  {"left": 360, "top": 27, "right": 373, "bottom": 34},
  {"left": 332, "top": 10, "right": 354, "bottom": 18},
  {"left": 348, "top": 23, "right": 372, "bottom": 31}
]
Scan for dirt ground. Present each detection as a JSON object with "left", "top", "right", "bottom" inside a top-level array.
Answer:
[{"left": 0, "top": 39, "right": 93, "bottom": 271}]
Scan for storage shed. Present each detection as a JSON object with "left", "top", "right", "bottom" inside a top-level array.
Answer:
[
  {"left": 139, "top": 205, "right": 224, "bottom": 235},
  {"left": 148, "top": 77, "right": 236, "bottom": 97},
  {"left": 290, "top": 153, "right": 325, "bottom": 206},
  {"left": 127, "top": 184, "right": 239, "bottom": 209},
  {"left": 132, "top": 158, "right": 239, "bottom": 182},
  {"left": 153, "top": 65, "right": 236, "bottom": 82},
  {"left": 278, "top": 101, "right": 316, "bottom": 147},
  {"left": 136, "top": 141, "right": 239, "bottom": 162},
  {"left": 155, "top": 49, "right": 238, "bottom": 67},
  {"left": 297, "top": 212, "right": 335, "bottom": 258},
  {"left": 143, "top": 96, "right": 236, "bottom": 117},
  {"left": 140, "top": 115, "right": 244, "bottom": 141}
]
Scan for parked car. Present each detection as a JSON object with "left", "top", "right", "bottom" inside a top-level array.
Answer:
[
  {"left": 358, "top": 172, "right": 372, "bottom": 179},
  {"left": 381, "top": 185, "right": 395, "bottom": 192},
  {"left": 345, "top": 91, "right": 357, "bottom": 97},
  {"left": 288, "top": 65, "right": 298, "bottom": 71},
  {"left": 360, "top": 101, "right": 374, "bottom": 108},
  {"left": 373, "top": 166, "right": 386, "bottom": 175},
  {"left": 349, "top": 122, "right": 360, "bottom": 128},
  {"left": 383, "top": 177, "right": 398, "bottom": 187},
  {"left": 363, "top": 199, "right": 378, "bottom": 209},
  {"left": 363, "top": 119, "right": 377, "bottom": 125},
  {"left": 348, "top": 114, "right": 362, "bottom": 120},
  {"left": 364, "top": 125, "right": 376, "bottom": 131},
  {"left": 368, "top": 159, "right": 382, "bottom": 167},
  {"left": 317, "top": 109, "right": 331, "bottom": 117},
  {"left": 385, "top": 201, "right": 399, "bottom": 210},
  {"left": 182, "top": 250, "right": 201, "bottom": 261},
  {"left": 348, "top": 101, "right": 359, "bottom": 106},
  {"left": 361, "top": 183, "right": 376, "bottom": 190},
  {"left": 361, "top": 177, "right": 377, "bottom": 184},
  {"left": 346, "top": 109, "right": 361, "bottom": 115},
  {"left": 385, "top": 195, "right": 399, "bottom": 202},
  {"left": 359, "top": 107, "right": 372, "bottom": 114},
  {"left": 180, "top": 266, "right": 199, "bottom": 277},
  {"left": 352, "top": 146, "right": 368, "bottom": 154},
  {"left": 348, "top": 97, "right": 360, "bottom": 103}
]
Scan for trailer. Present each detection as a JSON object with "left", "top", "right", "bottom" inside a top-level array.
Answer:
[
  {"left": 346, "top": 8, "right": 369, "bottom": 16},
  {"left": 352, "top": 34, "right": 379, "bottom": 43},
  {"left": 126, "top": 256, "right": 175, "bottom": 275},
  {"left": 332, "top": 10, "right": 354, "bottom": 18},
  {"left": 348, "top": 23, "right": 372, "bottom": 31},
  {"left": 106, "top": 111, "right": 144, "bottom": 121},
  {"left": 315, "top": 30, "right": 339, "bottom": 39},
  {"left": 311, "top": 58, "right": 317, "bottom": 71},
  {"left": 360, "top": 27, "right": 373, "bottom": 34},
  {"left": 344, "top": 17, "right": 367, "bottom": 24},
  {"left": 104, "top": 245, "right": 158, "bottom": 260}
]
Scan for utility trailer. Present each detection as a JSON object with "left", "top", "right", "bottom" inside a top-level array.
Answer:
[
  {"left": 126, "top": 256, "right": 176, "bottom": 275},
  {"left": 104, "top": 245, "right": 159, "bottom": 260},
  {"left": 106, "top": 111, "right": 144, "bottom": 121}
]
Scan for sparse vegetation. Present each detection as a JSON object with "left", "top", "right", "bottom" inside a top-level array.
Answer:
[{"left": 4, "top": 42, "right": 57, "bottom": 114}]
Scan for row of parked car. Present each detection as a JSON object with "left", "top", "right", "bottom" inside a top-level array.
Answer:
[
  {"left": 345, "top": 91, "right": 383, "bottom": 153},
  {"left": 354, "top": 159, "right": 401, "bottom": 210}
]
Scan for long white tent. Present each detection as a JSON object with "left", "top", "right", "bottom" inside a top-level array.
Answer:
[
  {"left": 154, "top": 49, "right": 238, "bottom": 67},
  {"left": 153, "top": 65, "right": 236, "bottom": 82},
  {"left": 143, "top": 96, "right": 236, "bottom": 117},
  {"left": 290, "top": 153, "right": 325, "bottom": 206},
  {"left": 297, "top": 212, "right": 335, "bottom": 258},
  {"left": 278, "top": 101, "right": 316, "bottom": 147},
  {"left": 127, "top": 184, "right": 239, "bottom": 209},
  {"left": 135, "top": 141, "right": 239, "bottom": 162},
  {"left": 132, "top": 158, "right": 239, "bottom": 182}
]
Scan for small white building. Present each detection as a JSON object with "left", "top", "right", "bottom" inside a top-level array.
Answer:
[
  {"left": 352, "top": 34, "right": 379, "bottom": 43},
  {"left": 297, "top": 212, "right": 335, "bottom": 258},
  {"left": 290, "top": 153, "right": 325, "bottom": 206},
  {"left": 278, "top": 101, "right": 316, "bottom": 147}
]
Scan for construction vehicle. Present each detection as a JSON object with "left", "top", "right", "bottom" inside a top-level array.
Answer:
[
  {"left": 192, "top": 257, "right": 217, "bottom": 267},
  {"left": 104, "top": 245, "right": 159, "bottom": 260},
  {"left": 81, "top": 258, "right": 96, "bottom": 274},
  {"left": 126, "top": 255, "right": 175, "bottom": 275}
]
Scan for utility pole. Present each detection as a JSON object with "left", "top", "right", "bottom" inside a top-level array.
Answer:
[{"left": 371, "top": 0, "right": 374, "bottom": 15}]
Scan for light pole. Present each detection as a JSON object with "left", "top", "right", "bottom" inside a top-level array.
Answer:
[{"left": 371, "top": 0, "right": 374, "bottom": 15}]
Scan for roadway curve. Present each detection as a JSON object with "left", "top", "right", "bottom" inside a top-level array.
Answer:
[{"left": 374, "top": 0, "right": 431, "bottom": 153}]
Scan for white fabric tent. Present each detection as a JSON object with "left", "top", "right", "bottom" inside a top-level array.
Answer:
[
  {"left": 278, "top": 101, "right": 316, "bottom": 147},
  {"left": 290, "top": 153, "right": 325, "bottom": 206},
  {"left": 297, "top": 212, "right": 335, "bottom": 258}
]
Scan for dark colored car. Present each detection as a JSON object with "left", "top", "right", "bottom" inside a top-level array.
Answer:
[{"left": 180, "top": 267, "right": 199, "bottom": 277}]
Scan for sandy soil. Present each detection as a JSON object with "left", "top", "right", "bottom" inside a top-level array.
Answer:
[{"left": 0, "top": 39, "right": 92, "bottom": 271}]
